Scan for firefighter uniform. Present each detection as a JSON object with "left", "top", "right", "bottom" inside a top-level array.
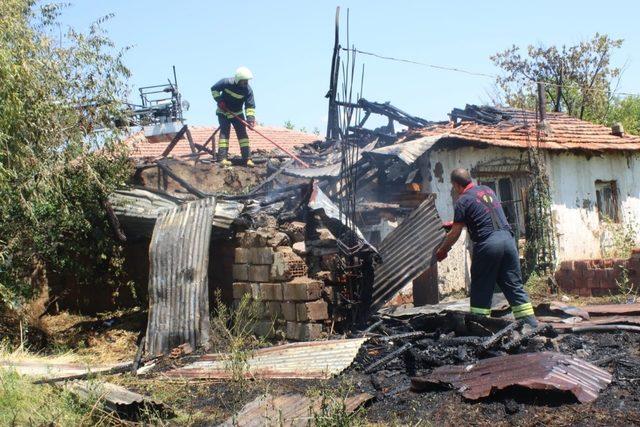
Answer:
[
  {"left": 210, "top": 73, "right": 256, "bottom": 165},
  {"left": 453, "top": 183, "right": 535, "bottom": 321}
]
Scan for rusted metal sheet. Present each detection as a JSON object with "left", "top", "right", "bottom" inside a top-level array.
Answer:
[
  {"left": 0, "top": 360, "right": 127, "bottom": 378},
  {"left": 145, "top": 197, "right": 215, "bottom": 355},
  {"left": 550, "top": 315, "right": 640, "bottom": 330},
  {"left": 535, "top": 301, "right": 590, "bottom": 320},
  {"left": 165, "top": 338, "right": 367, "bottom": 379},
  {"left": 64, "top": 381, "right": 169, "bottom": 419},
  {"left": 219, "top": 392, "right": 372, "bottom": 427},
  {"left": 582, "top": 303, "right": 640, "bottom": 316},
  {"left": 412, "top": 351, "right": 612, "bottom": 403},
  {"left": 372, "top": 195, "right": 445, "bottom": 311},
  {"left": 109, "top": 189, "right": 242, "bottom": 237}
]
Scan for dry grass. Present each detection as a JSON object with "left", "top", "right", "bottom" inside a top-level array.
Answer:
[{"left": 40, "top": 309, "right": 141, "bottom": 364}]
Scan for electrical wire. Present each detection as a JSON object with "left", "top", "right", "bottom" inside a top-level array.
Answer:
[{"left": 343, "top": 47, "right": 640, "bottom": 98}]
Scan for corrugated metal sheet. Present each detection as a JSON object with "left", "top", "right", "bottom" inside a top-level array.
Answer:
[
  {"left": 283, "top": 140, "right": 377, "bottom": 178},
  {"left": 109, "top": 189, "right": 242, "bottom": 237},
  {"left": 582, "top": 303, "right": 640, "bottom": 316},
  {"left": 308, "top": 183, "right": 374, "bottom": 251},
  {"left": 219, "top": 392, "right": 372, "bottom": 427},
  {"left": 165, "top": 338, "right": 367, "bottom": 379},
  {"left": 365, "top": 135, "right": 444, "bottom": 165},
  {"left": 64, "top": 381, "right": 168, "bottom": 418},
  {"left": 145, "top": 197, "right": 215, "bottom": 355},
  {"left": 550, "top": 315, "right": 640, "bottom": 330},
  {"left": 379, "top": 293, "right": 509, "bottom": 318},
  {"left": 412, "top": 351, "right": 612, "bottom": 403},
  {"left": 283, "top": 161, "right": 343, "bottom": 178},
  {"left": 372, "top": 195, "right": 445, "bottom": 310},
  {"left": 0, "top": 360, "right": 127, "bottom": 378}
]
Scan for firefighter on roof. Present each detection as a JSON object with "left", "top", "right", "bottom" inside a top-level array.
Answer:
[{"left": 211, "top": 66, "right": 256, "bottom": 167}]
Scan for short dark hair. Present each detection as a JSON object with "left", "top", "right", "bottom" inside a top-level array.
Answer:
[{"left": 450, "top": 168, "right": 472, "bottom": 187}]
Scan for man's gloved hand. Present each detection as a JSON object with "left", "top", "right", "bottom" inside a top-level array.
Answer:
[
  {"left": 442, "top": 221, "right": 453, "bottom": 231},
  {"left": 217, "top": 101, "right": 227, "bottom": 110},
  {"left": 436, "top": 246, "right": 448, "bottom": 262},
  {"left": 247, "top": 116, "right": 255, "bottom": 127}
]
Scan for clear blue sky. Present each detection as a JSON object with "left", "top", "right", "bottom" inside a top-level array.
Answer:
[{"left": 58, "top": 1, "right": 640, "bottom": 132}]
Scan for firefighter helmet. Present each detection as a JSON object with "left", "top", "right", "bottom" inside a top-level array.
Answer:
[{"left": 234, "top": 66, "right": 253, "bottom": 82}]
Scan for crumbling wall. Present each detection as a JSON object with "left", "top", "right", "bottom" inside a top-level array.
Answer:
[
  {"left": 554, "top": 249, "right": 640, "bottom": 296},
  {"left": 231, "top": 226, "right": 332, "bottom": 341},
  {"left": 425, "top": 146, "right": 524, "bottom": 295},
  {"left": 546, "top": 152, "right": 640, "bottom": 260},
  {"left": 424, "top": 146, "right": 640, "bottom": 293}
]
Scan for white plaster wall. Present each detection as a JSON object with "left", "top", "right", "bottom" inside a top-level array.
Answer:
[
  {"left": 546, "top": 151, "right": 640, "bottom": 260},
  {"left": 423, "top": 146, "right": 527, "bottom": 294},
  {"left": 421, "top": 146, "right": 640, "bottom": 296}
]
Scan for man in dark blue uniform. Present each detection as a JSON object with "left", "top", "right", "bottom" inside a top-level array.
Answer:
[
  {"left": 436, "top": 168, "right": 538, "bottom": 326},
  {"left": 211, "top": 66, "right": 256, "bottom": 167}
]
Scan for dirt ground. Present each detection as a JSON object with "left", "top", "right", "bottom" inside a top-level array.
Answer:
[
  {"left": 12, "top": 295, "right": 640, "bottom": 425},
  {"left": 104, "top": 328, "right": 640, "bottom": 426}
]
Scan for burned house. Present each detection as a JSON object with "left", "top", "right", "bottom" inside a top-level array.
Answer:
[{"left": 353, "top": 106, "right": 640, "bottom": 295}]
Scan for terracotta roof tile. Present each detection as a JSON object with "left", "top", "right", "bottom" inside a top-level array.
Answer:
[
  {"left": 417, "top": 108, "right": 640, "bottom": 151},
  {"left": 125, "top": 125, "right": 319, "bottom": 159}
]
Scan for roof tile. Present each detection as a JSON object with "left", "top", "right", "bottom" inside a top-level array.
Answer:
[
  {"left": 124, "top": 125, "right": 319, "bottom": 159},
  {"left": 418, "top": 108, "right": 640, "bottom": 151}
]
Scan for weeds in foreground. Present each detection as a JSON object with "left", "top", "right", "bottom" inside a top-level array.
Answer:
[
  {"left": 307, "top": 382, "right": 367, "bottom": 427},
  {"left": 210, "top": 291, "right": 268, "bottom": 383},
  {"left": 611, "top": 266, "right": 638, "bottom": 303},
  {"left": 525, "top": 272, "right": 550, "bottom": 299},
  {"left": 0, "top": 369, "right": 119, "bottom": 426},
  {"left": 209, "top": 290, "right": 271, "bottom": 416},
  {"left": 602, "top": 217, "right": 639, "bottom": 259}
]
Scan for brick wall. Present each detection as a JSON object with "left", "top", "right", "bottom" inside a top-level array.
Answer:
[
  {"left": 554, "top": 249, "right": 640, "bottom": 297},
  {"left": 232, "top": 228, "right": 332, "bottom": 341}
]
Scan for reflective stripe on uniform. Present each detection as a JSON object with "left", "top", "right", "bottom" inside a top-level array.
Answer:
[
  {"left": 224, "top": 88, "right": 244, "bottom": 99},
  {"left": 238, "top": 138, "right": 250, "bottom": 147},
  {"left": 470, "top": 306, "right": 491, "bottom": 316},
  {"left": 218, "top": 138, "right": 229, "bottom": 148},
  {"left": 211, "top": 90, "right": 222, "bottom": 98},
  {"left": 511, "top": 302, "right": 534, "bottom": 318},
  {"left": 216, "top": 109, "right": 244, "bottom": 118},
  {"left": 245, "top": 108, "right": 256, "bottom": 117}
]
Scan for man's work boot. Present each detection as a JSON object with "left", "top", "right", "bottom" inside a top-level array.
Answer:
[
  {"left": 217, "top": 146, "right": 232, "bottom": 167},
  {"left": 241, "top": 146, "right": 254, "bottom": 168},
  {"left": 520, "top": 315, "right": 539, "bottom": 328}
]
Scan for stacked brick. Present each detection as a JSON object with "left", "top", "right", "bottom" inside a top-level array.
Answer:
[
  {"left": 232, "top": 228, "right": 330, "bottom": 341},
  {"left": 554, "top": 249, "right": 640, "bottom": 297}
]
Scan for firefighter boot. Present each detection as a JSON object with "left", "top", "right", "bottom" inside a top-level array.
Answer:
[
  {"left": 520, "top": 315, "right": 539, "bottom": 328},
  {"left": 217, "top": 146, "right": 232, "bottom": 167},
  {"left": 241, "top": 146, "right": 254, "bottom": 168}
]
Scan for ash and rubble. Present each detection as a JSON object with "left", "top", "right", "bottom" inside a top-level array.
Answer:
[{"left": 98, "top": 100, "right": 640, "bottom": 424}]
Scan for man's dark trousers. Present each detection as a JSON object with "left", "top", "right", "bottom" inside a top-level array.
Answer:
[{"left": 469, "top": 229, "right": 533, "bottom": 318}]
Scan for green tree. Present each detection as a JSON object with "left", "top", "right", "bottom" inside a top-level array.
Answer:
[
  {"left": 491, "top": 33, "right": 623, "bottom": 124},
  {"left": 283, "top": 120, "right": 295, "bottom": 130},
  {"left": 0, "top": 1, "right": 133, "bottom": 313},
  {"left": 606, "top": 95, "right": 640, "bottom": 135}
]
